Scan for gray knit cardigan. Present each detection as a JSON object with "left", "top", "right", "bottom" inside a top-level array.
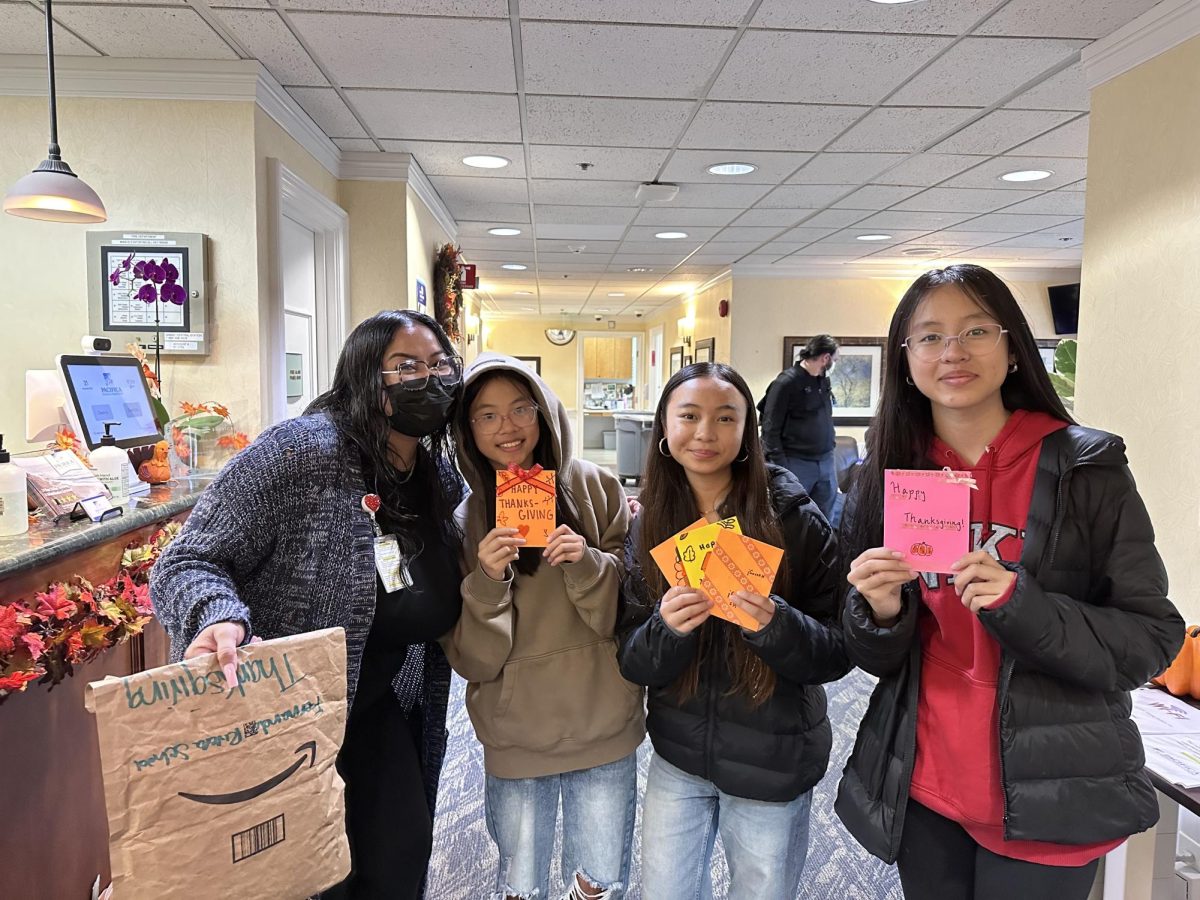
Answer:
[{"left": 150, "top": 412, "right": 458, "bottom": 817}]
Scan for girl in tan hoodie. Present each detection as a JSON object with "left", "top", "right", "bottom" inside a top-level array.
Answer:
[{"left": 442, "top": 353, "right": 644, "bottom": 900}]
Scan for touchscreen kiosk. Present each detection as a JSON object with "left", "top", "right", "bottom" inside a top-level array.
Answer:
[{"left": 56, "top": 354, "right": 163, "bottom": 451}]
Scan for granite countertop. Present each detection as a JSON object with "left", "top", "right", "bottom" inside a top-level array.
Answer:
[{"left": 0, "top": 476, "right": 213, "bottom": 579}]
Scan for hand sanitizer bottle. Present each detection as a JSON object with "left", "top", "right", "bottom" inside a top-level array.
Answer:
[
  {"left": 92, "top": 422, "right": 131, "bottom": 504},
  {"left": 0, "top": 434, "right": 29, "bottom": 536}
]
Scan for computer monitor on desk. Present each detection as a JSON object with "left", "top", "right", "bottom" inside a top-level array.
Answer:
[{"left": 55, "top": 354, "right": 163, "bottom": 451}]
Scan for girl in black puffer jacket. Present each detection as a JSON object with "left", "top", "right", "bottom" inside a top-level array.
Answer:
[
  {"left": 618, "top": 362, "right": 849, "bottom": 900},
  {"left": 837, "top": 265, "right": 1183, "bottom": 900}
]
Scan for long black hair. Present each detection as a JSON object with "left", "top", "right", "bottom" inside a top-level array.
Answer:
[
  {"left": 307, "top": 309, "right": 463, "bottom": 547},
  {"left": 841, "top": 264, "right": 1075, "bottom": 566},
  {"left": 635, "top": 362, "right": 789, "bottom": 707},
  {"left": 457, "top": 368, "right": 587, "bottom": 577}
]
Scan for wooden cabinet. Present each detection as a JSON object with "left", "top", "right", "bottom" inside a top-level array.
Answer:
[{"left": 584, "top": 337, "right": 633, "bottom": 380}]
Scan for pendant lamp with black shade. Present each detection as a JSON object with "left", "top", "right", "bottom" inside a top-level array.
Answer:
[{"left": 3, "top": 0, "right": 107, "bottom": 223}]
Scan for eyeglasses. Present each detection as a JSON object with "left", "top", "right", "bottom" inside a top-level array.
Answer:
[
  {"left": 470, "top": 405, "right": 539, "bottom": 435},
  {"left": 380, "top": 355, "right": 464, "bottom": 391},
  {"left": 902, "top": 324, "right": 1009, "bottom": 362}
]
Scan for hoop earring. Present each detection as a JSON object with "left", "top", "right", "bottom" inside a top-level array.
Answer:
[
  {"left": 658, "top": 438, "right": 672, "bottom": 457},
  {"left": 905, "top": 375, "right": 915, "bottom": 386},
  {"left": 1008, "top": 362, "right": 1018, "bottom": 373},
  {"left": 736, "top": 447, "right": 750, "bottom": 463}
]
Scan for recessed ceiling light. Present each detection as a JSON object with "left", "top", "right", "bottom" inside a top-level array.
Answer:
[
  {"left": 1000, "top": 169, "right": 1053, "bottom": 182},
  {"left": 597, "top": 308, "right": 610, "bottom": 312},
  {"left": 488, "top": 227, "right": 522, "bottom": 236},
  {"left": 463, "top": 155, "right": 510, "bottom": 169},
  {"left": 655, "top": 231, "right": 688, "bottom": 239},
  {"left": 607, "top": 292, "right": 625, "bottom": 297},
  {"left": 902, "top": 247, "right": 941, "bottom": 257},
  {"left": 627, "top": 267, "right": 652, "bottom": 273},
  {"left": 501, "top": 263, "right": 527, "bottom": 270},
  {"left": 515, "top": 290, "right": 533, "bottom": 295},
  {"left": 856, "top": 233, "right": 893, "bottom": 241},
  {"left": 707, "top": 162, "right": 757, "bottom": 176}
]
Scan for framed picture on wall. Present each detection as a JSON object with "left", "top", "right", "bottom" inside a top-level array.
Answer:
[
  {"left": 514, "top": 355, "right": 542, "bottom": 376},
  {"left": 669, "top": 345, "right": 684, "bottom": 375},
  {"left": 1035, "top": 339, "right": 1059, "bottom": 373},
  {"left": 694, "top": 337, "right": 715, "bottom": 364},
  {"left": 782, "top": 336, "right": 886, "bottom": 426},
  {"left": 684, "top": 355, "right": 693, "bottom": 367}
]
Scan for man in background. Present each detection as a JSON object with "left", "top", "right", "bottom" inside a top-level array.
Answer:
[{"left": 760, "top": 334, "right": 840, "bottom": 520}]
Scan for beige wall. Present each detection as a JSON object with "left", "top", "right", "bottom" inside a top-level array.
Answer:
[
  {"left": 729, "top": 274, "right": 1063, "bottom": 411},
  {"left": 1078, "top": 35, "right": 1200, "bottom": 619},
  {"left": 0, "top": 95, "right": 352, "bottom": 450},
  {"left": 254, "top": 107, "right": 338, "bottom": 203},
  {"left": 646, "top": 278, "right": 734, "bottom": 363},
  {"left": 407, "top": 186, "right": 453, "bottom": 312},
  {"left": 339, "top": 180, "right": 408, "bottom": 328},
  {"left": 0, "top": 96, "right": 261, "bottom": 451}
]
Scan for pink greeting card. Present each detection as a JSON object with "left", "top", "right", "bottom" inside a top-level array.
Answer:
[{"left": 883, "top": 469, "right": 973, "bottom": 574}]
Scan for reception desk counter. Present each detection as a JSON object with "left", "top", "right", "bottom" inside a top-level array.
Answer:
[{"left": 0, "top": 477, "right": 211, "bottom": 899}]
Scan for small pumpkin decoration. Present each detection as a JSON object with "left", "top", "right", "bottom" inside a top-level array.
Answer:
[
  {"left": 137, "top": 440, "right": 172, "bottom": 485},
  {"left": 1151, "top": 626, "right": 1200, "bottom": 699}
]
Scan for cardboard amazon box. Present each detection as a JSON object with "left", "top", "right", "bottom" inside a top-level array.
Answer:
[{"left": 85, "top": 628, "right": 350, "bottom": 899}]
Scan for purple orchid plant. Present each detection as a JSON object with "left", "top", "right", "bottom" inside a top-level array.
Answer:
[{"left": 108, "top": 252, "right": 187, "bottom": 305}]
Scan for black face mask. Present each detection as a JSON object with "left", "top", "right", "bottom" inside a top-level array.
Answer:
[{"left": 384, "top": 380, "right": 454, "bottom": 438}]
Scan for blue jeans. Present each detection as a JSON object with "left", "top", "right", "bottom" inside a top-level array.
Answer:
[
  {"left": 640, "top": 755, "right": 812, "bottom": 900},
  {"left": 784, "top": 451, "right": 837, "bottom": 522},
  {"left": 485, "top": 752, "right": 637, "bottom": 899}
]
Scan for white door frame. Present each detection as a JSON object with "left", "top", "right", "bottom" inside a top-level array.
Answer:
[
  {"left": 647, "top": 323, "right": 665, "bottom": 408},
  {"left": 575, "top": 330, "right": 643, "bottom": 446},
  {"left": 264, "top": 158, "right": 349, "bottom": 425}
]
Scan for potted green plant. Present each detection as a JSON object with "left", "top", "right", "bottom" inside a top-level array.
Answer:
[{"left": 1050, "top": 339, "right": 1077, "bottom": 411}]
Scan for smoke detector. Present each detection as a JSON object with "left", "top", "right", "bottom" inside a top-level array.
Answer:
[{"left": 635, "top": 181, "right": 680, "bottom": 203}]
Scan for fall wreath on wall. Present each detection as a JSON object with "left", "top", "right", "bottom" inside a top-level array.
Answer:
[{"left": 433, "top": 243, "right": 464, "bottom": 346}]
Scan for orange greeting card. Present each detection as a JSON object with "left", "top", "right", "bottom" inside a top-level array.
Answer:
[
  {"left": 650, "top": 517, "right": 706, "bottom": 587},
  {"left": 697, "top": 529, "right": 785, "bottom": 632},
  {"left": 496, "top": 465, "right": 557, "bottom": 548}
]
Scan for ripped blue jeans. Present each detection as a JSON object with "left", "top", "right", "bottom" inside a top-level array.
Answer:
[{"left": 485, "top": 752, "right": 637, "bottom": 899}]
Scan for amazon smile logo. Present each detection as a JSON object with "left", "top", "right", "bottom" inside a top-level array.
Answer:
[{"left": 179, "top": 741, "right": 317, "bottom": 805}]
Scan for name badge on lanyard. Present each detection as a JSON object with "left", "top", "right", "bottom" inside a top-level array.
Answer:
[{"left": 364, "top": 493, "right": 414, "bottom": 592}]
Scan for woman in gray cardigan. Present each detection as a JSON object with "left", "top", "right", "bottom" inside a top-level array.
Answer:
[{"left": 151, "top": 309, "right": 466, "bottom": 899}]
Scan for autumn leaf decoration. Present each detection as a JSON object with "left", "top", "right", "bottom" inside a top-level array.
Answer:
[{"left": 0, "top": 523, "right": 181, "bottom": 701}]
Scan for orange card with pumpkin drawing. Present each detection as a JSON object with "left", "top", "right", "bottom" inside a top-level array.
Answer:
[
  {"left": 650, "top": 516, "right": 742, "bottom": 588},
  {"left": 675, "top": 517, "right": 742, "bottom": 587},
  {"left": 650, "top": 517, "right": 705, "bottom": 587},
  {"left": 697, "top": 528, "right": 785, "bottom": 632},
  {"left": 496, "top": 464, "right": 557, "bottom": 548}
]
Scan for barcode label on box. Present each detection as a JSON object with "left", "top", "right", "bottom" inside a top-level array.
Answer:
[{"left": 231, "top": 813, "right": 286, "bottom": 863}]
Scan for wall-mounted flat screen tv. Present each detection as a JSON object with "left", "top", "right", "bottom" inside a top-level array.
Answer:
[{"left": 1048, "top": 283, "right": 1080, "bottom": 335}]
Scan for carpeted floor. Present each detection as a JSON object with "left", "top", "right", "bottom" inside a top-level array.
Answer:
[{"left": 426, "top": 669, "right": 902, "bottom": 900}]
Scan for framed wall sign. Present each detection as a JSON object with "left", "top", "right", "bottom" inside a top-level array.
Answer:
[
  {"left": 694, "top": 337, "right": 715, "bottom": 364},
  {"left": 86, "top": 231, "right": 209, "bottom": 356},
  {"left": 514, "top": 355, "right": 542, "bottom": 375},
  {"left": 669, "top": 345, "right": 684, "bottom": 375}
]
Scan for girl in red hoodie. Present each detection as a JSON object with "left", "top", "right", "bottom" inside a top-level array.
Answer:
[{"left": 837, "top": 265, "right": 1182, "bottom": 900}]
